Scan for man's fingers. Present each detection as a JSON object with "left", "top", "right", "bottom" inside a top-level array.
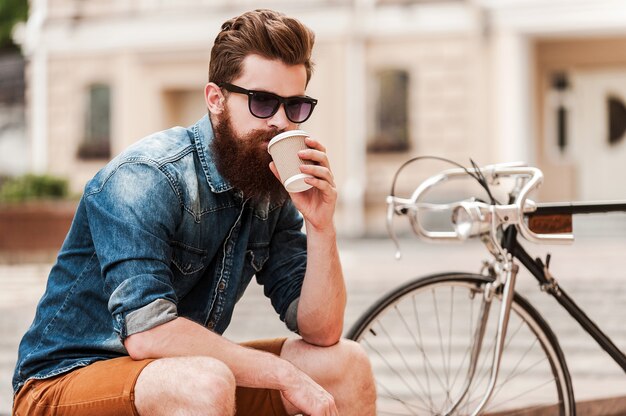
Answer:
[
  {"left": 304, "top": 136, "right": 326, "bottom": 153},
  {"left": 311, "top": 392, "right": 337, "bottom": 416},
  {"left": 298, "top": 148, "right": 330, "bottom": 169},
  {"left": 300, "top": 164, "right": 335, "bottom": 187}
]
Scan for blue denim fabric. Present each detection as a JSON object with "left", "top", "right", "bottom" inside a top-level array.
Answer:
[{"left": 12, "top": 115, "right": 307, "bottom": 394}]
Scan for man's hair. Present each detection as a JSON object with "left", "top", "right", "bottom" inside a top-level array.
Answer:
[{"left": 209, "top": 9, "right": 315, "bottom": 86}]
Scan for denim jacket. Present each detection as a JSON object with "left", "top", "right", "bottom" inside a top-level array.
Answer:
[{"left": 13, "top": 115, "right": 306, "bottom": 394}]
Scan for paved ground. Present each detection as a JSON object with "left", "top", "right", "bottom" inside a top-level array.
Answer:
[{"left": 2, "top": 235, "right": 626, "bottom": 414}]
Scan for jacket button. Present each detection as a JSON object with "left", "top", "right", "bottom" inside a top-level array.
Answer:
[
  {"left": 207, "top": 321, "right": 215, "bottom": 329},
  {"left": 218, "top": 282, "right": 226, "bottom": 291}
]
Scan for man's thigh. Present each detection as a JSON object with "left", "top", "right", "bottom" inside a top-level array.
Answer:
[
  {"left": 13, "top": 356, "right": 154, "bottom": 416},
  {"left": 13, "top": 338, "right": 290, "bottom": 416}
]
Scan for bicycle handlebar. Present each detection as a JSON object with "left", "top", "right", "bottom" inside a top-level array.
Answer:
[{"left": 387, "top": 162, "right": 575, "bottom": 249}]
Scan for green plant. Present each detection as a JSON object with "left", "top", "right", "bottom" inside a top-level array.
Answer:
[
  {"left": 0, "top": 0, "right": 28, "bottom": 51},
  {"left": 0, "top": 174, "right": 69, "bottom": 203}
]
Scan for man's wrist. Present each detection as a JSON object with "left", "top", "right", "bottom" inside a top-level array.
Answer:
[
  {"left": 305, "top": 221, "right": 337, "bottom": 240},
  {"left": 275, "top": 357, "right": 301, "bottom": 391}
]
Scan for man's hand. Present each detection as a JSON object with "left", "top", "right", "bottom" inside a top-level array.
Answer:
[
  {"left": 269, "top": 136, "right": 336, "bottom": 232},
  {"left": 281, "top": 362, "right": 339, "bottom": 416}
]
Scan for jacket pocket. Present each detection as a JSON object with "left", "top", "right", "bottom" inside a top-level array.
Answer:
[
  {"left": 235, "top": 245, "right": 270, "bottom": 302},
  {"left": 171, "top": 241, "right": 208, "bottom": 276},
  {"left": 246, "top": 245, "right": 269, "bottom": 272}
]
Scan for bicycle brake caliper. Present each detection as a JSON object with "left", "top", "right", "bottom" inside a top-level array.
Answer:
[{"left": 539, "top": 254, "right": 561, "bottom": 296}]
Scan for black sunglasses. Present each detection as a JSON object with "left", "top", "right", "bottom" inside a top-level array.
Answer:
[{"left": 219, "top": 83, "right": 318, "bottom": 124}]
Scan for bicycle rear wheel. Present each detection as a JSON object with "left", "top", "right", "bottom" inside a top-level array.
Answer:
[{"left": 347, "top": 273, "right": 575, "bottom": 415}]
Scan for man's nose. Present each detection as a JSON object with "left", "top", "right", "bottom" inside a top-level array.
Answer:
[{"left": 267, "top": 104, "right": 292, "bottom": 130}]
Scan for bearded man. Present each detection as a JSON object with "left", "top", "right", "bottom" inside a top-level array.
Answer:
[{"left": 12, "top": 9, "right": 376, "bottom": 416}]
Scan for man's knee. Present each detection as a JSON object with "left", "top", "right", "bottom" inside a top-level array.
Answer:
[
  {"left": 190, "top": 357, "right": 236, "bottom": 403},
  {"left": 310, "top": 339, "right": 376, "bottom": 410},
  {"left": 332, "top": 340, "right": 377, "bottom": 409},
  {"left": 135, "top": 356, "right": 236, "bottom": 415},
  {"left": 330, "top": 340, "right": 373, "bottom": 380}
]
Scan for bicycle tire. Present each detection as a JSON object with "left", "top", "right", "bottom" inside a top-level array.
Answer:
[{"left": 347, "top": 272, "right": 575, "bottom": 415}]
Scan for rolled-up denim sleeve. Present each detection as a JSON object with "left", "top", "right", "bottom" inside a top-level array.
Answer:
[
  {"left": 84, "top": 162, "right": 181, "bottom": 340},
  {"left": 255, "top": 201, "right": 307, "bottom": 332}
]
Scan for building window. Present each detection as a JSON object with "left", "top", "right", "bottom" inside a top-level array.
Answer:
[
  {"left": 551, "top": 72, "right": 570, "bottom": 154},
  {"left": 78, "top": 84, "right": 111, "bottom": 159},
  {"left": 368, "top": 69, "right": 410, "bottom": 153},
  {"left": 608, "top": 94, "right": 626, "bottom": 146}
]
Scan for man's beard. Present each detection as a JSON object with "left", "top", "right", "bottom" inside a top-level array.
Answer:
[{"left": 211, "top": 110, "right": 289, "bottom": 205}]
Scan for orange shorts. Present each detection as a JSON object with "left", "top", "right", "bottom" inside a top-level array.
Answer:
[{"left": 13, "top": 338, "right": 289, "bottom": 416}]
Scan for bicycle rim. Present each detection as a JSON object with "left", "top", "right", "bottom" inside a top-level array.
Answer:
[{"left": 347, "top": 273, "right": 574, "bottom": 415}]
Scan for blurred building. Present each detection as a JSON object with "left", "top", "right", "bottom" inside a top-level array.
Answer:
[
  {"left": 18, "top": 0, "right": 626, "bottom": 236},
  {"left": 0, "top": 52, "right": 27, "bottom": 176}
]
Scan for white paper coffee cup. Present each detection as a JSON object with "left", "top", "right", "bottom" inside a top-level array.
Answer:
[{"left": 267, "top": 130, "right": 313, "bottom": 193}]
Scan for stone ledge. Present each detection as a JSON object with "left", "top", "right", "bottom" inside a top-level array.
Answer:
[{"left": 486, "top": 395, "right": 626, "bottom": 416}]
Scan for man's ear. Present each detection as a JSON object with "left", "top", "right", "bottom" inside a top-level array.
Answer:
[{"left": 205, "top": 82, "right": 225, "bottom": 115}]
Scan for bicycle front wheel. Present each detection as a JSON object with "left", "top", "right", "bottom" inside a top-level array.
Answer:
[{"left": 347, "top": 273, "right": 574, "bottom": 415}]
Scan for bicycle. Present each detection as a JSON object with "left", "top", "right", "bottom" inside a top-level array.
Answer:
[{"left": 346, "top": 157, "right": 626, "bottom": 415}]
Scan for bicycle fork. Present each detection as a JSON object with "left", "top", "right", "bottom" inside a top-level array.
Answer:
[{"left": 444, "top": 258, "right": 520, "bottom": 416}]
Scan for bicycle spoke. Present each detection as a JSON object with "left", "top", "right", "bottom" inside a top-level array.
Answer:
[
  {"left": 392, "top": 306, "right": 434, "bottom": 401},
  {"left": 468, "top": 320, "right": 499, "bottom": 391},
  {"left": 449, "top": 289, "right": 481, "bottom": 393},
  {"left": 431, "top": 288, "right": 452, "bottom": 400},
  {"left": 363, "top": 328, "right": 427, "bottom": 405},
  {"left": 377, "top": 407, "right": 423, "bottom": 416},
  {"left": 474, "top": 313, "right": 528, "bottom": 397},
  {"left": 466, "top": 307, "right": 557, "bottom": 412},
  {"left": 487, "top": 355, "right": 554, "bottom": 410},
  {"left": 492, "top": 338, "right": 541, "bottom": 395},
  {"left": 448, "top": 329, "right": 474, "bottom": 396},
  {"left": 376, "top": 382, "right": 426, "bottom": 415},
  {"left": 378, "top": 321, "right": 437, "bottom": 407},
  {"left": 412, "top": 295, "right": 434, "bottom": 409},
  {"left": 377, "top": 390, "right": 432, "bottom": 414},
  {"left": 490, "top": 378, "right": 559, "bottom": 412},
  {"left": 498, "top": 398, "right": 562, "bottom": 416},
  {"left": 396, "top": 302, "right": 448, "bottom": 409},
  {"left": 485, "top": 316, "right": 548, "bottom": 408},
  {"left": 467, "top": 294, "right": 526, "bottom": 393},
  {"left": 448, "top": 286, "right": 454, "bottom": 385}
]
